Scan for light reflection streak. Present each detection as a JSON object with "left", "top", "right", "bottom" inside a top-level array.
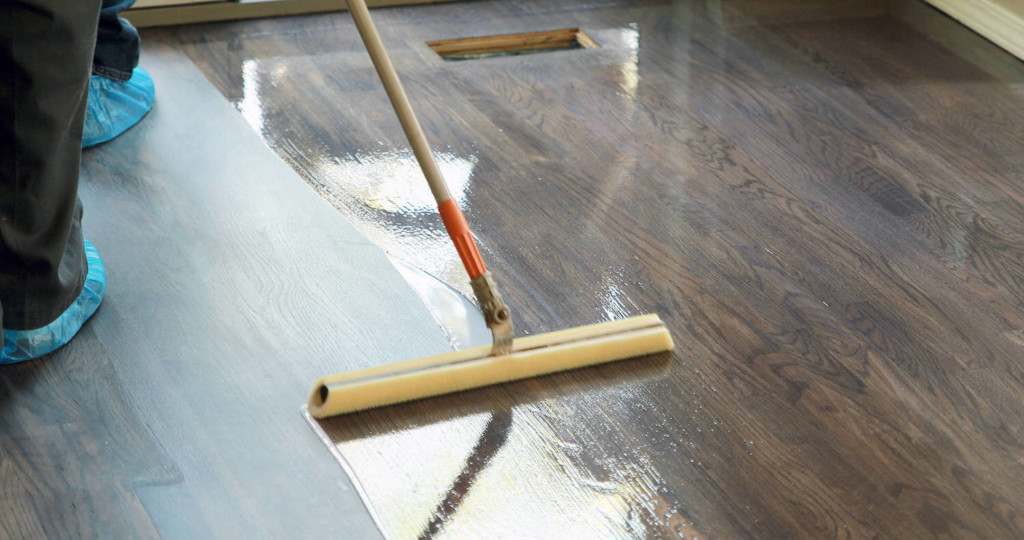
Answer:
[
  {"left": 313, "top": 150, "right": 480, "bottom": 300},
  {"left": 238, "top": 59, "right": 264, "bottom": 135},
  {"left": 600, "top": 267, "right": 642, "bottom": 321},
  {"left": 619, "top": 25, "right": 641, "bottom": 98},
  {"left": 331, "top": 390, "right": 694, "bottom": 539}
]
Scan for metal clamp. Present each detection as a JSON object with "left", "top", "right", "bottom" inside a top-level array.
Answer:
[{"left": 470, "top": 271, "right": 514, "bottom": 355}]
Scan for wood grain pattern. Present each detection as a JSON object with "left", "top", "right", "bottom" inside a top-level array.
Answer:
[
  {"left": 6, "top": 0, "right": 1024, "bottom": 537},
  {"left": 162, "top": 1, "right": 1024, "bottom": 537}
]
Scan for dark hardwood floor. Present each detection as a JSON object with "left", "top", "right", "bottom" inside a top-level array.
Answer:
[
  {"left": 161, "top": 1, "right": 1024, "bottom": 537},
  {"left": 0, "top": 45, "right": 453, "bottom": 539},
  {"left": 4, "top": 0, "right": 1024, "bottom": 538}
]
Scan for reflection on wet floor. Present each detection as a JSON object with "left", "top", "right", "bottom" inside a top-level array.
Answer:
[
  {"left": 599, "top": 266, "right": 645, "bottom": 321},
  {"left": 234, "top": 55, "right": 484, "bottom": 311},
  {"left": 309, "top": 150, "right": 480, "bottom": 302},
  {"left": 316, "top": 150, "right": 474, "bottom": 213},
  {"left": 317, "top": 372, "right": 697, "bottom": 540},
  {"left": 389, "top": 256, "right": 491, "bottom": 349}
]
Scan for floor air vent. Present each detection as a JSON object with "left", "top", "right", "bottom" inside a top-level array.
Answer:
[{"left": 427, "top": 27, "right": 598, "bottom": 61}]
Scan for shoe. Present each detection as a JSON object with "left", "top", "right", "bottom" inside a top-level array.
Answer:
[
  {"left": 1, "top": 240, "right": 107, "bottom": 364},
  {"left": 82, "top": 67, "right": 155, "bottom": 148}
]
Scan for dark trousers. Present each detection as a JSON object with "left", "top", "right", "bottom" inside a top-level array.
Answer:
[
  {"left": 0, "top": 0, "right": 101, "bottom": 330},
  {"left": 94, "top": 0, "right": 141, "bottom": 81}
]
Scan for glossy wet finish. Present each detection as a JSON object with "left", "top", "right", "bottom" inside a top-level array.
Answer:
[
  {"left": 167, "top": 1, "right": 1024, "bottom": 537},
  {"left": 389, "top": 256, "right": 493, "bottom": 349}
]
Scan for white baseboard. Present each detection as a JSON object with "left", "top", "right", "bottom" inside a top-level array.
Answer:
[{"left": 922, "top": 0, "right": 1024, "bottom": 60}]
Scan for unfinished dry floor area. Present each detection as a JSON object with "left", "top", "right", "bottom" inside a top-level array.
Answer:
[{"left": 5, "top": 0, "right": 1024, "bottom": 538}]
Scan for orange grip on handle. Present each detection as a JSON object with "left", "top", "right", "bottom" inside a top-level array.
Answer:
[{"left": 438, "top": 199, "right": 486, "bottom": 278}]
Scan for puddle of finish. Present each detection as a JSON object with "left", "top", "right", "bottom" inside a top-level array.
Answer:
[
  {"left": 308, "top": 149, "right": 497, "bottom": 348},
  {"left": 235, "top": 57, "right": 482, "bottom": 303},
  {"left": 389, "top": 256, "right": 492, "bottom": 350},
  {"left": 311, "top": 379, "right": 701, "bottom": 540}
]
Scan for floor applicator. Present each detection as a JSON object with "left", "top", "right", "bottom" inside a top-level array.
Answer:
[{"left": 307, "top": 0, "right": 674, "bottom": 419}]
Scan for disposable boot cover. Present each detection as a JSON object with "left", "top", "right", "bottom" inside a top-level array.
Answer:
[
  {"left": 83, "top": 67, "right": 155, "bottom": 148},
  {"left": 2, "top": 240, "right": 106, "bottom": 363}
]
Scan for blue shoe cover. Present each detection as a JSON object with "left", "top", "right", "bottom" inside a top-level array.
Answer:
[
  {"left": 82, "top": 67, "right": 155, "bottom": 148},
  {"left": 1, "top": 240, "right": 107, "bottom": 364}
]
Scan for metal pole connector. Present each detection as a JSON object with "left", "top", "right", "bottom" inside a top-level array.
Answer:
[{"left": 470, "top": 271, "right": 514, "bottom": 355}]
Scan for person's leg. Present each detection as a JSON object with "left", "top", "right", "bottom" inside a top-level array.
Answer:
[
  {"left": 83, "top": 0, "right": 155, "bottom": 148},
  {"left": 93, "top": 0, "right": 140, "bottom": 82},
  {"left": 0, "top": 0, "right": 107, "bottom": 363}
]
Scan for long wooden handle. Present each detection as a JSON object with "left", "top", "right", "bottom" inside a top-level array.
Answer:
[
  {"left": 346, "top": 0, "right": 490, "bottom": 282},
  {"left": 346, "top": 0, "right": 451, "bottom": 203},
  {"left": 346, "top": 0, "right": 513, "bottom": 351}
]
